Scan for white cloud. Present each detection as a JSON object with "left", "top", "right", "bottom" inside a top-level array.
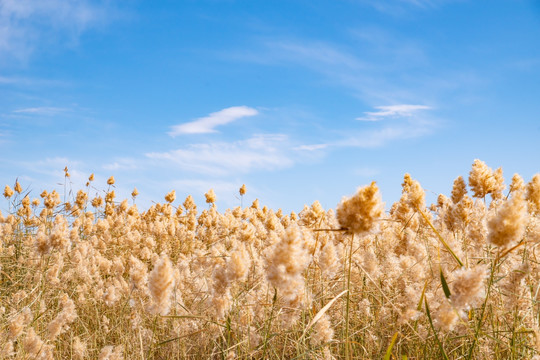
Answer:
[
  {"left": 13, "top": 107, "right": 69, "bottom": 116},
  {"left": 356, "top": 104, "right": 431, "bottom": 121},
  {"left": 147, "top": 134, "right": 293, "bottom": 175},
  {"left": 169, "top": 106, "right": 258, "bottom": 136}
]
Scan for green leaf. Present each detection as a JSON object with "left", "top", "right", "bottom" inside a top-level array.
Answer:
[
  {"left": 383, "top": 332, "right": 399, "bottom": 360},
  {"left": 440, "top": 268, "right": 452, "bottom": 299},
  {"left": 417, "top": 279, "right": 429, "bottom": 311},
  {"left": 425, "top": 298, "right": 450, "bottom": 360}
]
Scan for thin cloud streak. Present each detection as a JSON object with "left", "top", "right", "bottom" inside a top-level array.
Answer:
[
  {"left": 103, "top": 158, "right": 139, "bottom": 171},
  {"left": 294, "top": 144, "right": 329, "bottom": 151},
  {"left": 356, "top": 104, "right": 431, "bottom": 121},
  {"left": 147, "top": 134, "right": 293, "bottom": 175},
  {"left": 295, "top": 105, "right": 437, "bottom": 150},
  {"left": 169, "top": 106, "right": 258, "bottom": 136},
  {"left": 337, "top": 118, "right": 436, "bottom": 148},
  {"left": 228, "top": 37, "right": 438, "bottom": 105},
  {"left": 13, "top": 107, "right": 70, "bottom": 116}
]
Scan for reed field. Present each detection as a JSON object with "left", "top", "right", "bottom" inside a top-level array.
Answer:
[{"left": 1, "top": 159, "right": 540, "bottom": 359}]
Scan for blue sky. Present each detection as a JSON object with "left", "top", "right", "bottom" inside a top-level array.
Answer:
[{"left": 1, "top": 0, "right": 540, "bottom": 212}]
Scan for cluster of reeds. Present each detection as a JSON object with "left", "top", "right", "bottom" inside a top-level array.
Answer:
[{"left": 1, "top": 160, "right": 539, "bottom": 359}]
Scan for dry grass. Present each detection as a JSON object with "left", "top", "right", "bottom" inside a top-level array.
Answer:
[{"left": 1, "top": 160, "right": 540, "bottom": 359}]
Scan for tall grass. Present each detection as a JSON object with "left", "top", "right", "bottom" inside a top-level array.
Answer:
[{"left": 0, "top": 160, "right": 539, "bottom": 359}]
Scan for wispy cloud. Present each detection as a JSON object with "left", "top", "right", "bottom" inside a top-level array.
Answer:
[
  {"left": 169, "top": 106, "right": 258, "bottom": 136},
  {"left": 228, "top": 35, "right": 437, "bottom": 105},
  {"left": 0, "top": 76, "right": 20, "bottom": 84},
  {"left": 294, "top": 105, "right": 437, "bottom": 150},
  {"left": 13, "top": 107, "right": 70, "bottom": 116},
  {"left": 0, "top": 0, "right": 119, "bottom": 60},
  {"left": 294, "top": 144, "right": 329, "bottom": 151},
  {"left": 0, "top": 75, "right": 69, "bottom": 88},
  {"left": 356, "top": 104, "right": 431, "bottom": 121},
  {"left": 354, "top": 167, "right": 381, "bottom": 177},
  {"left": 14, "top": 157, "right": 88, "bottom": 191},
  {"left": 103, "top": 158, "right": 139, "bottom": 171},
  {"left": 337, "top": 121, "right": 434, "bottom": 148},
  {"left": 269, "top": 41, "right": 366, "bottom": 70},
  {"left": 357, "top": 0, "right": 456, "bottom": 15},
  {"left": 147, "top": 134, "right": 293, "bottom": 175}
]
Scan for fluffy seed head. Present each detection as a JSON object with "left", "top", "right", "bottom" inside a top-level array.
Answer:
[
  {"left": 526, "top": 174, "right": 540, "bottom": 214},
  {"left": 451, "top": 176, "right": 467, "bottom": 204},
  {"left": 450, "top": 265, "right": 487, "bottom": 309},
  {"left": 14, "top": 180, "right": 22, "bottom": 193},
  {"left": 510, "top": 173, "right": 525, "bottom": 194},
  {"left": 266, "top": 225, "right": 310, "bottom": 303},
  {"left": 336, "top": 181, "right": 384, "bottom": 234},
  {"left": 469, "top": 159, "right": 501, "bottom": 199},
  {"left": 205, "top": 189, "right": 217, "bottom": 204},
  {"left": 487, "top": 188, "right": 528, "bottom": 248},
  {"left": 148, "top": 254, "right": 175, "bottom": 315},
  {"left": 165, "top": 190, "right": 176, "bottom": 203},
  {"left": 3, "top": 185, "right": 13, "bottom": 198}
]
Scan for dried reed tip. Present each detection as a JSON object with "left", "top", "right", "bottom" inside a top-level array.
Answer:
[
  {"left": 469, "top": 159, "right": 501, "bottom": 199},
  {"left": 510, "top": 173, "right": 525, "bottom": 194},
  {"left": 205, "top": 189, "right": 217, "bottom": 204},
  {"left": 165, "top": 190, "right": 176, "bottom": 203},
  {"left": 336, "top": 181, "right": 384, "bottom": 234},
  {"left": 251, "top": 198, "right": 259, "bottom": 209},
  {"left": 451, "top": 176, "right": 467, "bottom": 204},
  {"left": 132, "top": 187, "right": 139, "bottom": 197},
  {"left": 8, "top": 307, "right": 32, "bottom": 340},
  {"left": 3, "top": 185, "right": 14, "bottom": 198},
  {"left": 527, "top": 174, "right": 540, "bottom": 213},
  {"left": 227, "top": 244, "right": 250, "bottom": 282},
  {"left": 310, "top": 314, "right": 334, "bottom": 346},
  {"left": 107, "top": 176, "right": 115, "bottom": 185},
  {"left": 183, "top": 194, "right": 196, "bottom": 211},
  {"left": 23, "top": 328, "right": 48, "bottom": 358},
  {"left": 266, "top": 225, "right": 310, "bottom": 303},
  {"left": 14, "top": 180, "right": 22, "bottom": 193},
  {"left": 487, "top": 187, "right": 527, "bottom": 248},
  {"left": 47, "top": 293, "right": 77, "bottom": 340},
  {"left": 491, "top": 167, "right": 506, "bottom": 200},
  {"left": 88, "top": 173, "right": 95, "bottom": 181},
  {"left": 239, "top": 184, "right": 247, "bottom": 196},
  {"left": 450, "top": 265, "right": 487, "bottom": 309},
  {"left": 72, "top": 336, "right": 87, "bottom": 360},
  {"left": 405, "top": 177, "right": 426, "bottom": 210},
  {"left": 148, "top": 254, "right": 175, "bottom": 315},
  {"left": 98, "top": 345, "right": 123, "bottom": 360}
]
